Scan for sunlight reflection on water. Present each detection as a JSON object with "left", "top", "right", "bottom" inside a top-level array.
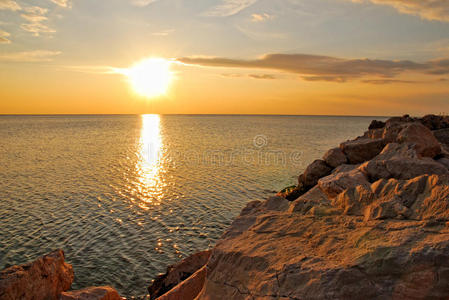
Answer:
[
  {"left": 0, "top": 115, "right": 384, "bottom": 297},
  {"left": 136, "top": 114, "right": 164, "bottom": 209}
]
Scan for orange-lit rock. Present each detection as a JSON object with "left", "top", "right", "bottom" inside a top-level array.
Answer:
[
  {"left": 156, "top": 115, "right": 449, "bottom": 300},
  {"left": 60, "top": 286, "right": 122, "bottom": 300},
  {"left": 0, "top": 249, "right": 74, "bottom": 300}
]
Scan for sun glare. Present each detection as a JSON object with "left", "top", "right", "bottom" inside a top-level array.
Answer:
[{"left": 119, "top": 58, "right": 173, "bottom": 98}]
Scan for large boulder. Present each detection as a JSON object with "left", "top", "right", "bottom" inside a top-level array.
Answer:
[
  {"left": 419, "top": 114, "right": 449, "bottom": 130},
  {"left": 299, "top": 159, "right": 333, "bottom": 188},
  {"left": 396, "top": 122, "right": 441, "bottom": 158},
  {"left": 323, "top": 147, "right": 347, "bottom": 168},
  {"left": 359, "top": 143, "right": 448, "bottom": 182},
  {"left": 0, "top": 250, "right": 74, "bottom": 300},
  {"left": 433, "top": 128, "right": 449, "bottom": 149},
  {"left": 148, "top": 250, "right": 211, "bottom": 300},
  {"left": 340, "top": 137, "right": 385, "bottom": 164},
  {"left": 318, "top": 164, "right": 370, "bottom": 199},
  {"left": 368, "top": 120, "right": 386, "bottom": 130},
  {"left": 60, "top": 286, "right": 122, "bottom": 300}
]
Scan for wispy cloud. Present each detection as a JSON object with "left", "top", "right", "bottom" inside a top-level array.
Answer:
[
  {"left": 251, "top": 13, "right": 273, "bottom": 22},
  {"left": 350, "top": 0, "right": 449, "bottom": 22},
  {"left": 249, "top": 73, "right": 276, "bottom": 79},
  {"left": 50, "top": 0, "right": 72, "bottom": 8},
  {"left": 0, "top": 29, "right": 11, "bottom": 43},
  {"left": 0, "top": 0, "right": 21, "bottom": 11},
  {"left": 177, "top": 53, "right": 449, "bottom": 83},
  {"left": 151, "top": 29, "right": 175, "bottom": 36},
  {"left": 20, "top": 6, "right": 55, "bottom": 36},
  {"left": 361, "top": 79, "right": 416, "bottom": 84},
  {"left": 203, "top": 0, "right": 258, "bottom": 17},
  {"left": 130, "top": 0, "right": 158, "bottom": 7},
  {"left": 0, "top": 50, "right": 61, "bottom": 62}
]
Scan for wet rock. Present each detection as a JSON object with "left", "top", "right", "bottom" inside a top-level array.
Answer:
[
  {"left": 300, "top": 159, "right": 333, "bottom": 188},
  {"left": 0, "top": 249, "right": 74, "bottom": 300},
  {"left": 323, "top": 147, "right": 347, "bottom": 168},
  {"left": 340, "top": 137, "right": 385, "bottom": 164},
  {"left": 276, "top": 185, "right": 304, "bottom": 201},
  {"left": 60, "top": 286, "right": 122, "bottom": 300},
  {"left": 148, "top": 250, "right": 211, "bottom": 300}
]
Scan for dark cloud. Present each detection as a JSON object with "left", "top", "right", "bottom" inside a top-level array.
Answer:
[
  {"left": 177, "top": 53, "right": 449, "bottom": 83},
  {"left": 361, "top": 79, "right": 416, "bottom": 84},
  {"left": 249, "top": 74, "right": 276, "bottom": 79}
]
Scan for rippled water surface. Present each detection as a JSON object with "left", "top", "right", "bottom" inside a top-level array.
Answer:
[{"left": 0, "top": 115, "right": 384, "bottom": 297}]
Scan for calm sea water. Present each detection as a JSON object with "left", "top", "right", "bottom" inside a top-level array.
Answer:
[{"left": 0, "top": 115, "right": 383, "bottom": 297}]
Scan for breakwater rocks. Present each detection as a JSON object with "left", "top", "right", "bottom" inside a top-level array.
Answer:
[
  {"left": 3, "top": 114, "right": 449, "bottom": 299},
  {"left": 156, "top": 114, "right": 449, "bottom": 299}
]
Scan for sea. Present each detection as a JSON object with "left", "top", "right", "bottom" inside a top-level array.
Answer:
[{"left": 0, "top": 115, "right": 385, "bottom": 297}]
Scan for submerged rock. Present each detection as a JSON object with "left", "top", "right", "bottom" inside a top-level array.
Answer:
[{"left": 0, "top": 249, "right": 74, "bottom": 300}]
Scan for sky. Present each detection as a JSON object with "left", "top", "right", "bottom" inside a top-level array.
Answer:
[{"left": 1, "top": 0, "right": 449, "bottom": 115}]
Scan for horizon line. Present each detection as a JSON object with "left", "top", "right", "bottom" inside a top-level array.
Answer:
[{"left": 0, "top": 113, "right": 396, "bottom": 118}]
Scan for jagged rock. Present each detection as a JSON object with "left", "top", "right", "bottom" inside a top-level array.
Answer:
[
  {"left": 368, "top": 120, "right": 385, "bottom": 130},
  {"left": 340, "top": 137, "right": 385, "bottom": 164},
  {"left": 385, "top": 114, "right": 415, "bottom": 127},
  {"left": 434, "top": 128, "right": 449, "bottom": 149},
  {"left": 157, "top": 115, "right": 449, "bottom": 300},
  {"left": 438, "top": 157, "right": 449, "bottom": 169},
  {"left": 0, "top": 250, "right": 74, "bottom": 300},
  {"left": 323, "top": 147, "right": 347, "bottom": 168},
  {"left": 148, "top": 250, "right": 211, "bottom": 300},
  {"left": 396, "top": 122, "right": 441, "bottom": 157},
  {"left": 318, "top": 164, "right": 370, "bottom": 199},
  {"left": 359, "top": 143, "right": 448, "bottom": 181},
  {"left": 420, "top": 114, "right": 449, "bottom": 130},
  {"left": 300, "top": 159, "right": 333, "bottom": 188},
  {"left": 156, "top": 266, "right": 207, "bottom": 300},
  {"left": 288, "top": 186, "right": 331, "bottom": 214},
  {"left": 60, "top": 286, "right": 121, "bottom": 300}
]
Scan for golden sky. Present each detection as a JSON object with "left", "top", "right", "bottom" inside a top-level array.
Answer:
[{"left": 1, "top": 0, "right": 449, "bottom": 115}]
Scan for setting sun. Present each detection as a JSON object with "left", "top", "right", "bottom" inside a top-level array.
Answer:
[{"left": 117, "top": 58, "right": 173, "bottom": 98}]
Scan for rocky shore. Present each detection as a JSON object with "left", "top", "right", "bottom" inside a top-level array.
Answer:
[{"left": 2, "top": 114, "right": 449, "bottom": 299}]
